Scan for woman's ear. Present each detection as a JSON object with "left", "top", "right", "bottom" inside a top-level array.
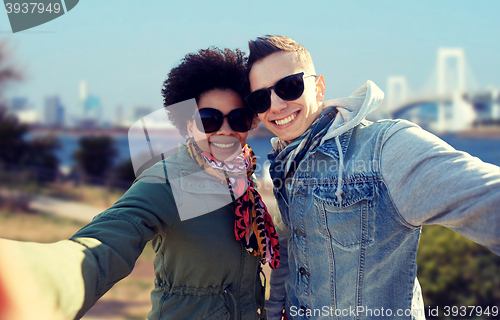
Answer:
[{"left": 186, "top": 120, "right": 194, "bottom": 138}]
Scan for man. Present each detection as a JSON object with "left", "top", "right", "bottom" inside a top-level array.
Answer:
[{"left": 246, "top": 35, "right": 500, "bottom": 319}]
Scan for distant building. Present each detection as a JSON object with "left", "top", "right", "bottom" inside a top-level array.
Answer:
[
  {"left": 77, "top": 80, "right": 102, "bottom": 128},
  {"left": 79, "top": 80, "right": 87, "bottom": 102},
  {"left": 114, "top": 104, "right": 126, "bottom": 127},
  {"left": 79, "top": 95, "right": 102, "bottom": 128},
  {"left": 84, "top": 95, "right": 101, "bottom": 119},
  {"left": 134, "top": 106, "right": 153, "bottom": 120},
  {"left": 15, "top": 109, "right": 41, "bottom": 125},
  {"left": 10, "top": 97, "right": 29, "bottom": 111},
  {"left": 8, "top": 97, "right": 41, "bottom": 125},
  {"left": 44, "top": 96, "right": 65, "bottom": 127}
]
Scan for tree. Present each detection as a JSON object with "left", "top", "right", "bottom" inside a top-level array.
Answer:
[
  {"left": 0, "top": 41, "right": 22, "bottom": 97},
  {"left": 111, "top": 158, "right": 136, "bottom": 189},
  {"left": 0, "top": 107, "right": 61, "bottom": 182},
  {"left": 0, "top": 41, "right": 60, "bottom": 184},
  {"left": 0, "top": 106, "right": 29, "bottom": 165},
  {"left": 0, "top": 41, "right": 25, "bottom": 165},
  {"left": 417, "top": 225, "right": 500, "bottom": 319},
  {"left": 73, "top": 135, "right": 117, "bottom": 184}
]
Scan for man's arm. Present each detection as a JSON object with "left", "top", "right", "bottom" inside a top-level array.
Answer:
[
  {"left": 266, "top": 206, "right": 291, "bottom": 320},
  {"left": 0, "top": 175, "right": 175, "bottom": 320},
  {"left": 380, "top": 120, "right": 500, "bottom": 254},
  {"left": 0, "top": 239, "right": 77, "bottom": 320}
]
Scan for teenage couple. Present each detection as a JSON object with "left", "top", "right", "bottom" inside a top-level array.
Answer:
[{"left": 1, "top": 35, "right": 499, "bottom": 320}]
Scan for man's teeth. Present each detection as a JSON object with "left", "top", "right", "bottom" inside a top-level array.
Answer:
[
  {"left": 212, "top": 142, "right": 236, "bottom": 148},
  {"left": 274, "top": 113, "right": 296, "bottom": 126}
]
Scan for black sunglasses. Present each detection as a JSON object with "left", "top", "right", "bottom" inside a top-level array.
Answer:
[
  {"left": 192, "top": 107, "right": 254, "bottom": 133},
  {"left": 245, "top": 72, "right": 316, "bottom": 114}
]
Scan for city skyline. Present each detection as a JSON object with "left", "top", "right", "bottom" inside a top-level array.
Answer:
[{"left": 1, "top": 1, "right": 499, "bottom": 124}]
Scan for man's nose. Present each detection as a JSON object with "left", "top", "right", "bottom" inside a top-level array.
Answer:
[{"left": 269, "top": 90, "right": 288, "bottom": 113}]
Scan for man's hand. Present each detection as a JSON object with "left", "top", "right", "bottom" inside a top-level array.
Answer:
[{"left": 0, "top": 239, "right": 64, "bottom": 320}]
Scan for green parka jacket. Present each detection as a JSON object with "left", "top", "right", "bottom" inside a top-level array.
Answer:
[{"left": 14, "top": 145, "right": 267, "bottom": 320}]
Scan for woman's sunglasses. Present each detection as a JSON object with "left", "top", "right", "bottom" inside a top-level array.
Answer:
[
  {"left": 244, "top": 72, "right": 316, "bottom": 114},
  {"left": 192, "top": 108, "right": 254, "bottom": 133}
]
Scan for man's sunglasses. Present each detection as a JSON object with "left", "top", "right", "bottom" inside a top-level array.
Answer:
[
  {"left": 245, "top": 72, "right": 316, "bottom": 114},
  {"left": 192, "top": 108, "right": 254, "bottom": 133}
]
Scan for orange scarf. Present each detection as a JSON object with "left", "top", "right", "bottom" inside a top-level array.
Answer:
[{"left": 186, "top": 138, "right": 280, "bottom": 269}]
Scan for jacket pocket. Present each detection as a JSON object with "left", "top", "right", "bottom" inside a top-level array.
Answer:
[{"left": 314, "top": 179, "right": 374, "bottom": 247}]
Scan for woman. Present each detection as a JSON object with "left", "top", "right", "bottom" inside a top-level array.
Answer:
[{"left": 0, "top": 48, "right": 278, "bottom": 320}]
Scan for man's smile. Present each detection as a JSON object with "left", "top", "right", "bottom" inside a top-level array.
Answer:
[{"left": 272, "top": 111, "right": 299, "bottom": 126}]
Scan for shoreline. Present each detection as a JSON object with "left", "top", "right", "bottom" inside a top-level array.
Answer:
[{"left": 455, "top": 126, "right": 500, "bottom": 139}]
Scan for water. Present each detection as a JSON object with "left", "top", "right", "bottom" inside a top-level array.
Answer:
[
  {"left": 439, "top": 134, "right": 500, "bottom": 166},
  {"left": 51, "top": 133, "right": 500, "bottom": 177},
  {"left": 53, "top": 135, "right": 275, "bottom": 177}
]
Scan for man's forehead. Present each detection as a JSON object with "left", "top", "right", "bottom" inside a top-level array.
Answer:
[{"left": 249, "top": 52, "right": 302, "bottom": 89}]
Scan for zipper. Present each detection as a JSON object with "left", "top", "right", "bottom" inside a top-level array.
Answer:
[
  {"left": 257, "top": 264, "right": 267, "bottom": 319},
  {"left": 224, "top": 169, "right": 243, "bottom": 319},
  {"left": 234, "top": 241, "right": 244, "bottom": 320}
]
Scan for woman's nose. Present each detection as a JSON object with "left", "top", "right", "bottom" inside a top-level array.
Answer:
[{"left": 215, "top": 118, "right": 234, "bottom": 135}]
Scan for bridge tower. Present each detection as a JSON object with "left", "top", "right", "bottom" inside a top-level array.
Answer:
[
  {"left": 493, "top": 89, "right": 500, "bottom": 120},
  {"left": 387, "top": 76, "right": 409, "bottom": 111},
  {"left": 437, "top": 48, "right": 466, "bottom": 94},
  {"left": 434, "top": 48, "right": 475, "bottom": 132}
]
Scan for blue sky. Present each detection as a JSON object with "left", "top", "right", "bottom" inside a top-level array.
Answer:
[{"left": 1, "top": 0, "right": 499, "bottom": 122}]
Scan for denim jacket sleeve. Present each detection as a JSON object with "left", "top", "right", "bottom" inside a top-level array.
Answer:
[
  {"left": 381, "top": 121, "right": 500, "bottom": 255},
  {"left": 266, "top": 206, "right": 291, "bottom": 320}
]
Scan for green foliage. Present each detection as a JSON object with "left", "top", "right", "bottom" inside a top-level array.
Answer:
[
  {"left": 417, "top": 225, "right": 500, "bottom": 319},
  {"left": 27, "top": 136, "right": 60, "bottom": 174},
  {"left": 0, "top": 41, "right": 23, "bottom": 95},
  {"left": 0, "top": 42, "right": 59, "bottom": 183},
  {"left": 73, "top": 135, "right": 117, "bottom": 181},
  {"left": 111, "top": 158, "right": 136, "bottom": 189},
  {"left": 0, "top": 107, "right": 60, "bottom": 182},
  {"left": 0, "top": 106, "right": 29, "bottom": 163}
]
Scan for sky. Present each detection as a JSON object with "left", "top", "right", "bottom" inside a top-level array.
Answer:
[{"left": 1, "top": 0, "right": 499, "bottom": 123}]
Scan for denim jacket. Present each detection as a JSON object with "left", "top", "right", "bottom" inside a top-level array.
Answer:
[{"left": 266, "top": 82, "right": 500, "bottom": 320}]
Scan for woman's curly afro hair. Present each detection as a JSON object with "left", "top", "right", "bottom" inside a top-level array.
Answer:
[{"left": 161, "top": 47, "right": 254, "bottom": 136}]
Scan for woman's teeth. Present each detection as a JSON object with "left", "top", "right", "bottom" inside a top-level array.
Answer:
[
  {"left": 274, "top": 113, "right": 296, "bottom": 126},
  {"left": 212, "top": 142, "right": 236, "bottom": 148}
]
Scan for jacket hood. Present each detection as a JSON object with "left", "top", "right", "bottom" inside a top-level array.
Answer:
[{"left": 320, "top": 80, "right": 384, "bottom": 144}]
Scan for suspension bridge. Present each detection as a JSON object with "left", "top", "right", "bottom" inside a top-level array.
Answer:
[{"left": 374, "top": 48, "right": 500, "bottom": 133}]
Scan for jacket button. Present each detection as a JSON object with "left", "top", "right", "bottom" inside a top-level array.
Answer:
[
  {"left": 299, "top": 267, "right": 309, "bottom": 276},
  {"left": 187, "top": 182, "right": 192, "bottom": 187},
  {"left": 295, "top": 229, "right": 305, "bottom": 236}
]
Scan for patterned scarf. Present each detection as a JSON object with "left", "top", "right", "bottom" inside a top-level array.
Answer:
[
  {"left": 186, "top": 138, "right": 280, "bottom": 269},
  {"left": 268, "top": 107, "right": 338, "bottom": 197}
]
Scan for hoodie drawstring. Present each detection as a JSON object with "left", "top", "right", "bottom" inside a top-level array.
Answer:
[{"left": 335, "top": 136, "right": 344, "bottom": 203}]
